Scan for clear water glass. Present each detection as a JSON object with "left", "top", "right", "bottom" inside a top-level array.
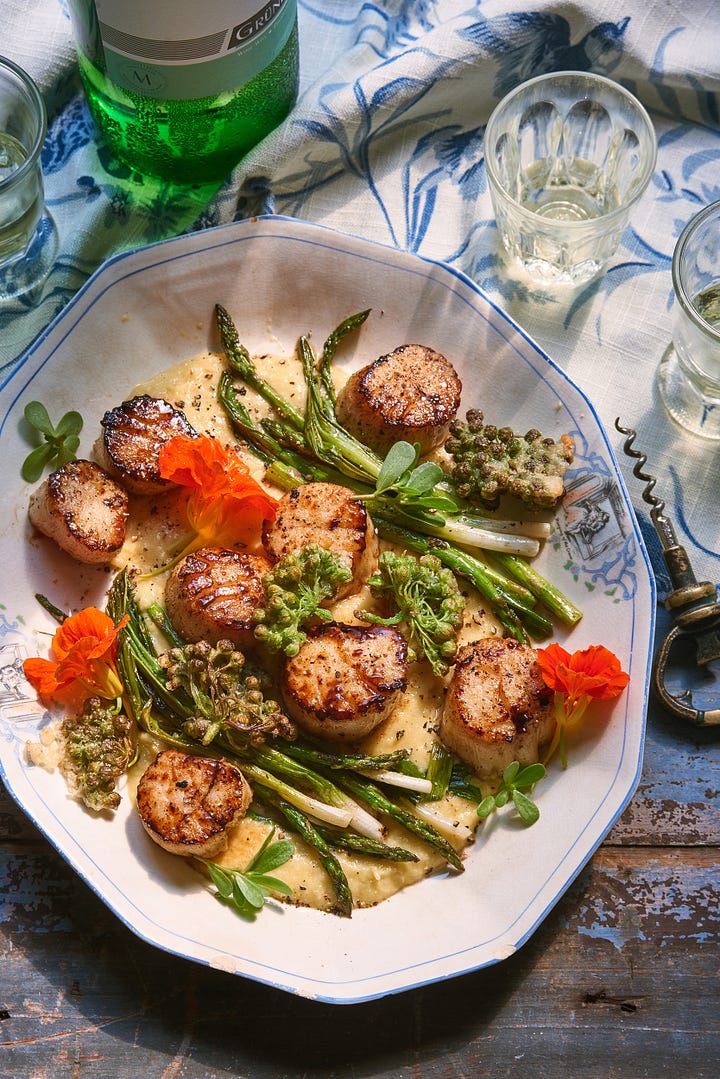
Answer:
[
  {"left": 484, "top": 71, "right": 657, "bottom": 286},
  {"left": 0, "top": 54, "right": 58, "bottom": 302},
  {"left": 657, "top": 200, "right": 720, "bottom": 439}
]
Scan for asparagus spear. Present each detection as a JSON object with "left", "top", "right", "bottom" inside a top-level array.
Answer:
[
  {"left": 315, "top": 827, "right": 419, "bottom": 863},
  {"left": 215, "top": 305, "right": 581, "bottom": 633},
  {"left": 281, "top": 740, "right": 410, "bottom": 773},
  {"left": 488, "top": 551, "right": 583, "bottom": 627},
  {"left": 216, "top": 303, "right": 305, "bottom": 432},
  {"left": 272, "top": 799, "right": 354, "bottom": 917},
  {"left": 336, "top": 772, "right": 465, "bottom": 873},
  {"left": 318, "top": 308, "right": 371, "bottom": 405}
]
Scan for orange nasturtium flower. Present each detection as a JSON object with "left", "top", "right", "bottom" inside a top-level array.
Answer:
[
  {"left": 23, "top": 608, "right": 129, "bottom": 710},
  {"left": 536, "top": 643, "right": 630, "bottom": 769},
  {"left": 158, "top": 434, "right": 278, "bottom": 558}
]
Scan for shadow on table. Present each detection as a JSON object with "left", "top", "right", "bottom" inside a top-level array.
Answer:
[{"left": 6, "top": 822, "right": 582, "bottom": 1078}]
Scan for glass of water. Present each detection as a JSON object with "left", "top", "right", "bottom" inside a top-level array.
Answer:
[
  {"left": 484, "top": 71, "right": 657, "bottom": 286},
  {"left": 0, "top": 54, "right": 58, "bottom": 302},
  {"left": 657, "top": 201, "right": 720, "bottom": 440}
]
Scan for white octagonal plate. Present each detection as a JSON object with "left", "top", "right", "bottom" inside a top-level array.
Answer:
[{"left": 0, "top": 215, "right": 655, "bottom": 1003}]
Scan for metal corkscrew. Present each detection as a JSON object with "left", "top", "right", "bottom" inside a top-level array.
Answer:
[{"left": 615, "top": 419, "right": 720, "bottom": 726}]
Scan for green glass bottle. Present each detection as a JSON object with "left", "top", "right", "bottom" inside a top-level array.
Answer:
[{"left": 67, "top": 0, "right": 299, "bottom": 184}]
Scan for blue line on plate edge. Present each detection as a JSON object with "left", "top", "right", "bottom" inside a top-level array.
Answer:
[
  {"left": 0, "top": 216, "right": 656, "bottom": 998},
  {"left": 3, "top": 217, "right": 576, "bottom": 428}
]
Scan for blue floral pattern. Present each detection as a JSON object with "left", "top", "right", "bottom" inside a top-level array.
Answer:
[{"left": 2, "top": 1, "right": 719, "bottom": 597}]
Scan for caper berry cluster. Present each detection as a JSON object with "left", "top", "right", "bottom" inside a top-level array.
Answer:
[
  {"left": 446, "top": 409, "right": 574, "bottom": 510},
  {"left": 62, "top": 697, "right": 134, "bottom": 812},
  {"left": 158, "top": 640, "right": 294, "bottom": 746},
  {"left": 253, "top": 543, "right": 352, "bottom": 656}
]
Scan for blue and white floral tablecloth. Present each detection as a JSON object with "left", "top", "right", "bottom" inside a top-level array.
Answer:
[{"left": 3, "top": 0, "right": 719, "bottom": 642}]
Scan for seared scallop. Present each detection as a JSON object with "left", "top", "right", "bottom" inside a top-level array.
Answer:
[
  {"left": 282, "top": 622, "right": 408, "bottom": 742},
  {"left": 262, "top": 482, "right": 378, "bottom": 599},
  {"left": 165, "top": 546, "right": 271, "bottom": 648},
  {"left": 439, "top": 637, "right": 555, "bottom": 778},
  {"left": 28, "top": 459, "right": 129, "bottom": 564},
  {"left": 335, "top": 344, "right": 462, "bottom": 456},
  {"left": 136, "top": 749, "right": 252, "bottom": 858},
  {"left": 94, "top": 394, "right": 197, "bottom": 494}
]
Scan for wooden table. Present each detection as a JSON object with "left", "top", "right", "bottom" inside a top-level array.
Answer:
[{"left": 2, "top": 657, "right": 719, "bottom": 1078}]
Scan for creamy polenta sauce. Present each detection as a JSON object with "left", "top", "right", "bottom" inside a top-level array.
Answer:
[{"left": 120, "top": 349, "right": 501, "bottom": 914}]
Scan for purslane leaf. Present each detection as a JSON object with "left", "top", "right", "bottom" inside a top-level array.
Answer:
[
  {"left": 233, "top": 874, "right": 266, "bottom": 909},
  {"left": 22, "top": 443, "right": 56, "bottom": 483},
  {"left": 512, "top": 789, "right": 540, "bottom": 824},
  {"left": 251, "top": 837, "right": 294, "bottom": 875},
  {"left": 24, "top": 400, "right": 53, "bottom": 434},
  {"left": 57, "top": 434, "right": 81, "bottom": 465},
  {"left": 247, "top": 872, "right": 294, "bottom": 897},
  {"left": 503, "top": 761, "right": 521, "bottom": 784},
  {"left": 21, "top": 402, "right": 84, "bottom": 481},
  {"left": 199, "top": 828, "right": 294, "bottom": 919},
  {"left": 515, "top": 763, "right": 546, "bottom": 789},
  {"left": 206, "top": 861, "right": 234, "bottom": 899},
  {"left": 476, "top": 760, "right": 545, "bottom": 826},
  {"left": 406, "top": 461, "right": 444, "bottom": 492},
  {"left": 55, "top": 410, "right": 84, "bottom": 438},
  {"left": 375, "top": 441, "right": 418, "bottom": 492}
]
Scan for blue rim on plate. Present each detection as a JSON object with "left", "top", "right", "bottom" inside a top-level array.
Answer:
[{"left": 0, "top": 215, "right": 655, "bottom": 1003}]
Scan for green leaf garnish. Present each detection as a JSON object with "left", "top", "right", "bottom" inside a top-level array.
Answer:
[
  {"left": 363, "top": 440, "right": 457, "bottom": 515},
  {"left": 21, "top": 401, "right": 83, "bottom": 482},
  {"left": 198, "top": 827, "right": 294, "bottom": 919},
  {"left": 512, "top": 788, "right": 541, "bottom": 825},
  {"left": 477, "top": 761, "right": 546, "bottom": 825},
  {"left": 375, "top": 440, "right": 417, "bottom": 492}
]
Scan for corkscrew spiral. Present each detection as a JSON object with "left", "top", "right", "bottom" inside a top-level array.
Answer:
[{"left": 614, "top": 418, "right": 665, "bottom": 521}]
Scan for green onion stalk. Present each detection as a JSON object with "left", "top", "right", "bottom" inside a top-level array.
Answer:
[
  {"left": 107, "top": 571, "right": 468, "bottom": 915},
  {"left": 215, "top": 305, "right": 581, "bottom": 639}
]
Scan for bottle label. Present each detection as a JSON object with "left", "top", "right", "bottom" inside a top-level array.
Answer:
[{"left": 92, "top": 0, "right": 296, "bottom": 100}]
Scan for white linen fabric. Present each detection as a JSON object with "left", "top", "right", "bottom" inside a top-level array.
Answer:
[{"left": 2, "top": 0, "right": 718, "bottom": 617}]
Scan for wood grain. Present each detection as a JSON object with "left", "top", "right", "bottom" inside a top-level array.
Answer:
[{"left": 2, "top": 705, "right": 719, "bottom": 1079}]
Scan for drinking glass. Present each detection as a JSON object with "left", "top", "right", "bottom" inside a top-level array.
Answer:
[
  {"left": 484, "top": 71, "right": 657, "bottom": 286},
  {"left": 657, "top": 200, "right": 720, "bottom": 439},
  {"left": 0, "top": 54, "right": 58, "bottom": 302}
]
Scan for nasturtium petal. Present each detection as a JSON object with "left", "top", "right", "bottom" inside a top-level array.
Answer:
[
  {"left": 158, "top": 434, "right": 277, "bottom": 549},
  {"left": 537, "top": 642, "right": 629, "bottom": 704},
  {"left": 53, "top": 608, "right": 126, "bottom": 660},
  {"left": 23, "top": 608, "right": 128, "bottom": 708}
]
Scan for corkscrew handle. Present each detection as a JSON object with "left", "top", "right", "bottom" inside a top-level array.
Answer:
[{"left": 615, "top": 420, "right": 720, "bottom": 726}]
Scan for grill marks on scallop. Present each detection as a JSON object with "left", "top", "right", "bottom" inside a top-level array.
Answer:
[
  {"left": 282, "top": 623, "right": 409, "bottom": 742},
  {"left": 262, "top": 482, "right": 379, "bottom": 599},
  {"left": 95, "top": 394, "right": 197, "bottom": 494},
  {"left": 28, "top": 459, "right": 129, "bottom": 564},
  {"left": 335, "top": 344, "right": 462, "bottom": 456},
  {"left": 136, "top": 748, "right": 252, "bottom": 857},
  {"left": 165, "top": 547, "right": 271, "bottom": 648},
  {"left": 439, "top": 637, "right": 555, "bottom": 777}
]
